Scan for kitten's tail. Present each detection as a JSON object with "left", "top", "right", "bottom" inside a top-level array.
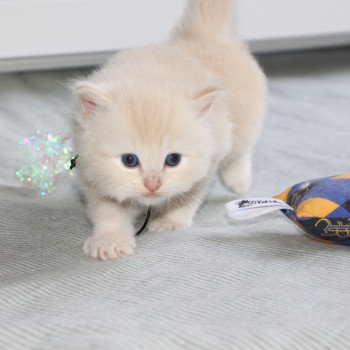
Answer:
[{"left": 173, "top": 0, "right": 234, "bottom": 41}]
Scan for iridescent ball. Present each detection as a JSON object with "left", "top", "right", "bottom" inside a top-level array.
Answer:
[{"left": 15, "top": 130, "right": 74, "bottom": 196}]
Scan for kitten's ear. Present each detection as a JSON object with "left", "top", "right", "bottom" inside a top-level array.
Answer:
[
  {"left": 191, "top": 86, "right": 226, "bottom": 117},
  {"left": 74, "top": 81, "right": 108, "bottom": 116}
]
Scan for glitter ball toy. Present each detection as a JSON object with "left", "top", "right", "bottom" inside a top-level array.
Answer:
[{"left": 15, "top": 130, "right": 73, "bottom": 196}]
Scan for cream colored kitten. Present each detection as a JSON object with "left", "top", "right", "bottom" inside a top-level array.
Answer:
[{"left": 73, "top": 0, "right": 266, "bottom": 260}]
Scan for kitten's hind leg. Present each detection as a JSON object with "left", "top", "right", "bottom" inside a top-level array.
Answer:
[
  {"left": 148, "top": 179, "right": 209, "bottom": 233},
  {"left": 219, "top": 151, "right": 253, "bottom": 195}
]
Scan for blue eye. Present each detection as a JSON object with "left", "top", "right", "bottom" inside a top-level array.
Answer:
[
  {"left": 165, "top": 153, "right": 181, "bottom": 167},
  {"left": 121, "top": 154, "right": 139, "bottom": 168}
]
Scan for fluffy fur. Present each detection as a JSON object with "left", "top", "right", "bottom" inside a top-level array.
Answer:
[{"left": 73, "top": 0, "right": 266, "bottom": 260}]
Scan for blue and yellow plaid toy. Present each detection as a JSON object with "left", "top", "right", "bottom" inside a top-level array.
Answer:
[
  {"left": 226, "top": 173, "right": 350, "bottom": 245},
  {"left": 274, "top": 173, "right": 350, "bottom": 245}
]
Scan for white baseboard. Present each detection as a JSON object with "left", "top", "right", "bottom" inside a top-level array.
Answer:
[
  {"left": 249, "top": 32, "right": 350, "bottom": 54},
  {"left": 0, "top": 52, "right": 111, "bottom": 73}
]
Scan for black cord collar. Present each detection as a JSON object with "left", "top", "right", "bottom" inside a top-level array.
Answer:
[
  {"left": 135, "top": 207, "right": 152, "bottom": 236},
  {"left": 70, "top": 155, "right": 78, "bottom": 170}
]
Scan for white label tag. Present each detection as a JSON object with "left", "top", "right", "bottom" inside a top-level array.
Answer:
[{"left": 226, "top": 197, "right": 294, "bottom": 220}]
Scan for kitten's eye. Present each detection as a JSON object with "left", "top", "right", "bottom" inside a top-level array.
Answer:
[
  {"left": 165, "top": 153, "right": 181, "bottom": 167},
  {"left": 121, "top": 154, "right": 139, "bottom": 168}
]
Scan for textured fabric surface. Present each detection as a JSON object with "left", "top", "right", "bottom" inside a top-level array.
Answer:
[{"left": 1, "top": 48, "right": 350, "bottom": 350}]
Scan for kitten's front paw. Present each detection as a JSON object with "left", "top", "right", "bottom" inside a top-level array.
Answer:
[
  {"left": 83, "top": 233, "right": 136, "bottom": 261},
  {"left": 148, "top": 218, "right": 192, "bottom": 233}
]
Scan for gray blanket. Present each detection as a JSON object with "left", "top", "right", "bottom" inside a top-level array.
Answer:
[{"left": 1, "top": 48, "right": 350, "bottom": 350}]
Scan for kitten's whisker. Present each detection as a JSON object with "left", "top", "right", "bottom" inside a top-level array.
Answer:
[
  {"left": 184, "top": 190, "right": 210, "bottom": 212},
  {"left": 166, "top": 197, "right": 171, "bottom": 214}
]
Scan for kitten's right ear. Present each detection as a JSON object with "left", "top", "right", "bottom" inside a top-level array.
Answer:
[
  {"left": 74, "top": 81, "right": 108, "bottom": 117},
  {"left": 191, "top": 86, "right": 226, "bottom": 117}
]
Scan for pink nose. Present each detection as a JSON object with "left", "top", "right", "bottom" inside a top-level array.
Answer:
[{"left": 144, "top": 173, "right": 161, "bottom": 192}]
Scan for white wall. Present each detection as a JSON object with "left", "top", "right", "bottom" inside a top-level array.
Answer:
[
  {"left": 0, "top": 0, "right": 350, "bottom": 72},
  {"left": 238, "top": 0, "right": 350, "bottom": 40}
]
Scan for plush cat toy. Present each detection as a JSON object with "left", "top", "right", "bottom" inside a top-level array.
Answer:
[{"left": 226, "top": 173, "right": 350, "bottom": 245}]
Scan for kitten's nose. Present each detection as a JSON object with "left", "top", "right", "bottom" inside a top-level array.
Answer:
[{"left": 144, "top": 172, "right": 161, "bottom": 192}]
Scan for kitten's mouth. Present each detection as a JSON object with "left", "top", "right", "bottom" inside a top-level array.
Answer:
[
  {"left": 139, "top": 192, "right": 164, "bottom": 206},
  {"left": 142, "top": 193, "right": 160, "bottom": 199}
]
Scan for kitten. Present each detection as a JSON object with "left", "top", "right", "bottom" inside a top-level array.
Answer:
[{"left": 73, "top": 0, "right": 266, "bottom": 260}]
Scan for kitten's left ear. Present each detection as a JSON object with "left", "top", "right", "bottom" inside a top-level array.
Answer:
[
  {"left": 191, "top": 86, "right": 226, "bottom": 117},
  {"left": 74, "top": 81, "right": 108, "bottom": 116}
]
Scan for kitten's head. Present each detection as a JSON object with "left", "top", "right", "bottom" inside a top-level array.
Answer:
[{"left": 73, "top": 81, "right": 226, "bottom": 207}]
